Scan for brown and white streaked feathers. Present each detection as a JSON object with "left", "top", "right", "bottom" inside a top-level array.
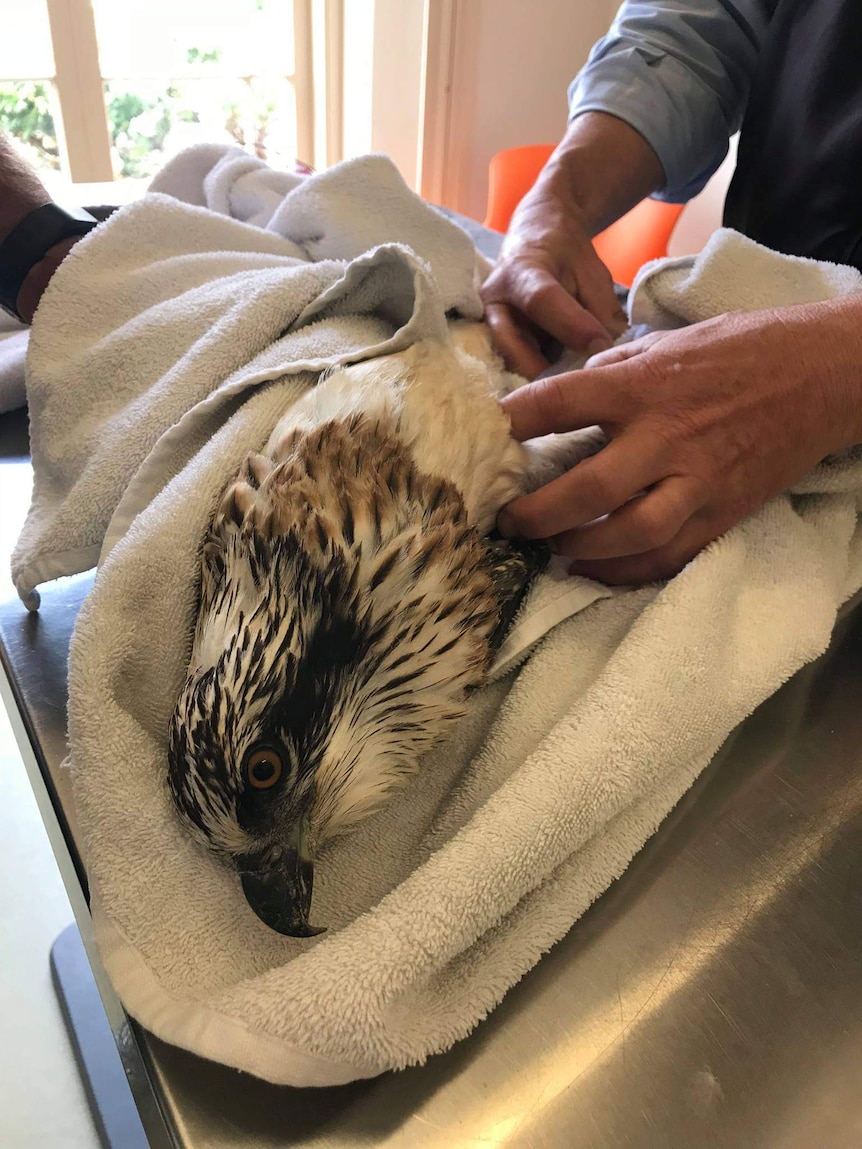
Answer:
[
  {"left": 265, "top": 324, "right": 529, "bottom": 534},
  {"left": 167, "top": 324, "right": 553, "bottom": 931}
]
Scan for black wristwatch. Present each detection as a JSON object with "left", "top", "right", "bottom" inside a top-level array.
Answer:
[{"left": 0, "top": 203, "right": 98, "bottom": 321}]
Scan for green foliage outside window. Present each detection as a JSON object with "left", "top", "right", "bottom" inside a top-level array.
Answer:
[
  {"left": 1, "top": 45, "right": 287, "bottom": 181},
  {"left": 0, "top": 81, "right": 60, "bottom": 170}
]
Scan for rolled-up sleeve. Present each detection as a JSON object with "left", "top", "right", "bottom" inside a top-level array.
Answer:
[{"left": 568, "top": 1, "right": 770, "bottom": 201}]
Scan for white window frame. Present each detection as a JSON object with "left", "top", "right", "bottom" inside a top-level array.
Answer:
[
  {"left": 339, "top": 0, "right": 453, "bottom": 197},
  {"left": 418, "top": 0, "right": 457, "bottom": 203},
  {"left": 45, "top": 0, "right": 113, "bottom": 181}
]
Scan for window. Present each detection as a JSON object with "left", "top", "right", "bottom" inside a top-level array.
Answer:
[{"left": 0, "top": 0, "right": 316, "bottom": 200}]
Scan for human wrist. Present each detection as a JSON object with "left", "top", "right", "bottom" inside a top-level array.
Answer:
[
  {"left": 501, "top": 177, "right": 590, "bottom": 260},
  {"left": 785, "top": 296, "right": 862, "bottom": 452},
  {"left": 535, "top": 148, "right": 603, "bottom": 235},
  {"left": 822, "top": 297, "right": 862, "bottom": 449},
  {"left": 15, "top": 236, "right": 80, "bottom": 324},
  {"left": 534, "top": 111, "right": 665, "bottom": 237}
]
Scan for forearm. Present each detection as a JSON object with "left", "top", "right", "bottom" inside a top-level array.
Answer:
[
  {"left": 0, "top": 133, "right": 52, "bottom": 239},
  {"left": 793, "top": 293, "right": 862, "bottom": 452},
  {"left": 0, "top": 131, "right": 82, "bottom": 323},
  {"left": 569, "top": 0, "right": 770, "bottom": 202},
  {"left": 520, "top": 111, "right": 665, "bottom": 241}
]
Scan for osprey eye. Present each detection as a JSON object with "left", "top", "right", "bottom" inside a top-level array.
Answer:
[{"left": 245, "top": 747, "right": 284, "bottom": 790}]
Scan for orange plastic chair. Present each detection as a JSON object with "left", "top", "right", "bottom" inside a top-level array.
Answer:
[{"left": 484, "top": 144, "right": 684, "bottom": 288}]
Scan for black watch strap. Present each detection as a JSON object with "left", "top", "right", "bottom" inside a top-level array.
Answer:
[{"left": 0, "top": 203, "right": 97, "bottom": 320}]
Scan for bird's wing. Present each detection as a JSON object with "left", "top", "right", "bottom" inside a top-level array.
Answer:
[{"left": 481, "top": 533, "right": 550, "bottom": 663}]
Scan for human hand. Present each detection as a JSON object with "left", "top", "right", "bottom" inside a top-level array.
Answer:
[
  {"left": 479, "top": 113, "right": 664, "bottom": 380},
  {"left": 480, "top": 189, "right": 627, "bottom": 379},
  {"left": 498, "top": 300, "right": 862, "bottom": 585}
]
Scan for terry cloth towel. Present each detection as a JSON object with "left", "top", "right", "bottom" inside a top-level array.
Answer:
[
  {"left": 0, "top": 152, "right": 320, "bottom": 419},
  {"left": 13, "top": 147, "right": 862, "bottom": 1086}
]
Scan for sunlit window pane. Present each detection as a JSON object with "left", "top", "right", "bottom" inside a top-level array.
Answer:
[
  {"left": 0, "top": 81, "right": 61, "bottom": 173},
  {"left": 105, "top": 75, "right": 298, "bottom": 179},
  {"left": 0, "top": 0, "right": 55, "bottom": 79},
  {"left": 93, "top": 1, "right": 295, "bottom": 80}
]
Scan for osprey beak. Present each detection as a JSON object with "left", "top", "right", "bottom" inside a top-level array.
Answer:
[{"left": 237, "top": 813, "right": 325, "bottom": 938}]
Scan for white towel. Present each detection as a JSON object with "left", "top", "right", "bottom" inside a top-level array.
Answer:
[
  {"left": 14, "top": 149, "right": 862, "bottom": 1087},
  {"left": 12, "top": 149, "right": 487, "bottom": 606},
  {"left": 629, "top": 226, "right": 862, "bottom": 326}
]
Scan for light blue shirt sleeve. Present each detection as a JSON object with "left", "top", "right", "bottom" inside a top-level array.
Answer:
[{"left": 568, "top": 1, "right": 771, "bottom": 201}]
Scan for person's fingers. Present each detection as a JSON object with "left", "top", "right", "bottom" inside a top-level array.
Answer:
[
  {"left": 567, "top": 513, "right": 719, "bottom": 585},
  {"left": 583, "top": 343, "right": 640, "bottom": 370},
  {"left": 574, "top": 249, "right": 628, "bottom": 339},
  {"left": 501, "top": 364, "right": 629, "bottom": 441},
  {"left": 569, "top": 547, "right": 687, "bottom": 586},
  {"left": 550, "top": 475, "right": 706, "bottom": 560},
  {"left": 507, "top": 265, "right": 614, "bottom": 354},
  {"left": 497, "top": 430, "right": 666, "bottom": 540},
  {"left": 584, "top": 329, "right": 670, "bottom": 369},
  {"left": 484, "top": 303, "right": 549, "bottom": 379}
]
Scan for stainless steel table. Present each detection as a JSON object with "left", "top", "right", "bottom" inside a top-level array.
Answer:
[{"left": 3, "top": 409, "right": 862, "bottom": 1149}]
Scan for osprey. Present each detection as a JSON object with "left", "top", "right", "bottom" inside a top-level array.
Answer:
[{"left": 167, "top": 323, "right": 588, "bottom": 936}]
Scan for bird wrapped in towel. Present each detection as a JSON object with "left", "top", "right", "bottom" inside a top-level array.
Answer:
[{"left": 167, "top": 322, "right": 594, "bottom": 936}]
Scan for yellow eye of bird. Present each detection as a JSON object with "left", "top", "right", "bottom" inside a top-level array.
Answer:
[{"left": 245, "top": 747, "right": 284, "bottom": 790}]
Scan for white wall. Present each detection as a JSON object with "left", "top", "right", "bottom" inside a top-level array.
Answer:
[
  {"left": 341, "top": 0, "right": 427, "bottom": 186},
  {"left": 441, "top": 0, "right": 620, "bottom": 219},
  {"left": 342, "top": 0, "right": 375, "bottom": 158},
  {"left": 369, "top": 0, "right": 427, "bottom": 181},
  {"left": 342, "top": 0, "right": 618, "bottom": 214},
  {"left": 342, "top": 0, "right": 735, "bottom": 251}
]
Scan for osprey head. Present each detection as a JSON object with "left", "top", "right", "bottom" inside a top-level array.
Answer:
[{"left": 167, "top": 420, "right": 504, "bottom": 936}]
